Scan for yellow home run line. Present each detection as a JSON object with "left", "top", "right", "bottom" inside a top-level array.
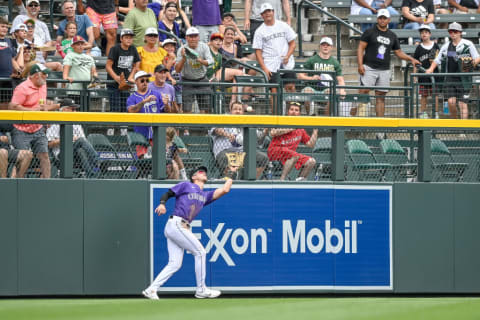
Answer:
[{"left": 1, "top": 111, "right": 480, "bottom": 128}]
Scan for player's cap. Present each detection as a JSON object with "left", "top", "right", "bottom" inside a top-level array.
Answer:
[
  {"left": 13, "top": 23, "right": 27, "bottom": 33},
  {"left": 71, "top": 35, "right": 86, "bottom": 44},
  {"left": 29, "top": 63, "right": 50, "bottom": 75},
  {"left": 377, "top": 9, "right": 390, "bottom": 18},
  {"left": 134, "top": 70, "right": 151, "bottom": 81},
  {"left": 161, "top": 38, "right": 177, "bottom": 47},
  {"left": 418, "top": 24, "right": 431, "bottom": 32},
  {"left": 260, "top": 2, "right": 274, "bottom": 13},
  {"left": 210, "top": 32, "right": 224, "bottom": 41},
  {"left": 448, "top": 22, "right": 462, "bottom": 32},
  {"left": 186, "top": 27, "right": 200, "bottom": 36},
  {"left": 26, "top": 0, "right": 40, "bottom": 5},
  {"left": 154, "top": 64, "right": 168, "bottom": 73},
  {"left": 319, "top": 36, "right": 333, "bottom": 46},
  {"left": 189, "top": 166, "right": 208, "bottom": 181},
  {"left": 120, "top": 28, "right": 134, "bottom": 37},
  {"left": 145, "top": 27, "right": 158, "bottom": 36}
]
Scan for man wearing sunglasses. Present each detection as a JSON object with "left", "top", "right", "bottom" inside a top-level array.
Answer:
[
  {"left": 11, "top": 0, "right": 53, "bottom": 64},
  {"left": 126, "top": 71, "right": 166, "bottom": 158},
  {"left": 143, "top": 166, "right": 233, "bottom": 299},
  {"left": 426, "top": 22, "right": 480, "bottom": 119}
]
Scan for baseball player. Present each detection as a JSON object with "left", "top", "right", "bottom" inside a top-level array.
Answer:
[{"left": 142, "top": 166, "right": 234, "bottom": 299}]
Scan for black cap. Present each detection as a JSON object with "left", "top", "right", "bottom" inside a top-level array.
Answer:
[
  {"left": 154, "top": 64, "right": 168, "bottom": 73},
  {"left": 189, "top": 166, "right": 208, "bottom": 182}
]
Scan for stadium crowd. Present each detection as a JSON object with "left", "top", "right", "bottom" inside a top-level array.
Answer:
[{"left": 1, "top": 0, "right": 480, "bottom": 180}]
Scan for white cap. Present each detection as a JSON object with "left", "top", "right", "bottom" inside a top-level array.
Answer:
[
  {"left": 161, "top": 38, "right": 177, "bottom": 47},
  {"left": 185, "top": 27, "right": 200, "bottom": 36},
  {"left": 26, "top": 0, "right": 40, "bottom": 5},
  {"left": 13, "top": 23, "right": 27, "bottom": 32},
  {"left": 260, "top": 2, "right": 274, "bottom": 14},
  {"left": 377, "top": 9, "right": 390, "bottom": 18},
  {"left": 145, "top": 27, "right": 158, "bottom": 36},
  {"left": 134, "top": 70, "right": 151, "bottom": 81},
  {"left": 448, "top": 22, "right": 462, "bottom": 32},
  {"left": 319, "top": 37, "right": 333, "bottom": 46},
  {"left": 418, "top": 24, "right": 431, "bottom": 32},
  {"left": 120, "top": 28, "right": 134, "bottom": 37}
]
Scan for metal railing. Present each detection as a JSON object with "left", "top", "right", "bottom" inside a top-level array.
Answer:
[{"left": 296, "top": 0, "right": 362, "bottom": 59}]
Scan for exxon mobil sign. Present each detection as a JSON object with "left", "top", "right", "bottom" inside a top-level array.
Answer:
[{"left": 150, "top": 184, "right": 392, "bottom": 292}]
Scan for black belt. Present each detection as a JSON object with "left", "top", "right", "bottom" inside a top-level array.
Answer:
[{"left": 170, "top": 215, "right": 191, "bottom": 228}]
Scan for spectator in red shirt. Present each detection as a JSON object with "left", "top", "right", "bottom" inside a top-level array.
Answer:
[
  {"left": 268, "top": 101, "right": 318, "bottom": 181},
  {"left": 8, "top": 63, "right": 61, "bottom": 178}
]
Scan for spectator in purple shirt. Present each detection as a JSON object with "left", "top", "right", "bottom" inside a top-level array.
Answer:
[
  {"left": 126, "top": 70, "right": 166, "bottom": 158},
  {"left": 142, "top": 166, "right": 233, "bottom": 300},
  {"left": 192, "top": 0, "right": 222, "bottom": 43},
  {"left": 148, "top": 64, "right": 179, "bottom": 113}
]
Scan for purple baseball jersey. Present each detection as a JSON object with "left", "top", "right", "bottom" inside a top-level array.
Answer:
[
  {"left": 126, "top": 89, "right": 164, "bottom": 140},
  {"left": 170, "top": 181, "right": 215, "bottom": 222}
]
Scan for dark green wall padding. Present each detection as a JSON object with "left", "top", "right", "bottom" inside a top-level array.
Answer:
[{"left": 0, "top": 180, "right": 479, "bottom": 295}]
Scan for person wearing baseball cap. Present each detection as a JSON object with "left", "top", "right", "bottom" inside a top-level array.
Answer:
[
  {"left": 252, "top": 0, "right": 297, "bottom": 114},
  {"left": 158, "top": 2, "right": 183, "bottom": 43},
  {"left": 143, "top": 163, "right": 233, "bottom": 300},
  {"left": 244, "top": 0, "right": 292, "bottom": 42},
  {"left": 401, "top": 0, "right": 435, "bottom": 33},
  {"left": 298, "top": 36, "right": 346, "bottom": 115},
  {"left": 350, "top": 0, "right": 399, "bottom": 32},
  {"left": 149, "top": 64, "right": 178, "bottom": 114},
  {"left": 126, "top": 70, "right": 166, "bottom": 158},
  {"left": 175, "top": 25, "right": 215, "bottom": 113},
  {"left": 123, "top": 0, "right": 158, "bottom": 47},
  {"left": 426, "top": 22, "right": 480, "bottom": 119},
  {"left": 413, "top": 24, "right": 440, "bottom": 119},
  {"left": 9, "top": 62, "right": 61, "bottom": 178},
  {"left": 137, "top": 27, "right": 167, "bottom": 82},
  {"left": 357, "top": 7, "right": 420, "bottom": 118},
  {"left": 219, "top": 12, "right": 248, "bottom": 44},
  {"left": 63, "top": 35, "right": 98, "bottom": 93},
  {"left": 106, "top": 28, "right": 141, "bottom": 112}
]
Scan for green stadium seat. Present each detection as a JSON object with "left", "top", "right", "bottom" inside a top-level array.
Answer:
[
  {"left": 380, "top": 139, "right": 417, "bottom": 181},
  {"left": 346, "top": 139, "right": 391, "bottom": 181},
  {"left": 431, "top": 139, "right": 468, "bottom": 182},
  {"left": 88, "top": 133, "right": 134, "bottom": 179}
]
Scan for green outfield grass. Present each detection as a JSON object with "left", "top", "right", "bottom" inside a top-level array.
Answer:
[{"left": 1, "top": 297, "right": 479, "bottom": 320}]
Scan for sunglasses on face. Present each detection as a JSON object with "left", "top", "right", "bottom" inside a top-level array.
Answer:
[
  {"left": 146, "top": 34, "right": 158, "bottom": 37},
  {"left": 28, "top": 3, "right": 39, "bottom": 7},
  {"left": 138, "top": 79, "right": 149, "bottom": 83},
  {"left": 289, "top": 102, "right": 301, "bottom": 106},
  {"left": 448, "top": 30, "right": 461, "bottom": 34},
  {"left": 26, "top": 25, "right": 34, "bottom": 29}
]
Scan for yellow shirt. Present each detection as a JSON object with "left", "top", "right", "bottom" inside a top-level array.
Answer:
[{"left": 137, "top": 46, "right": 168, "bottom": 81}]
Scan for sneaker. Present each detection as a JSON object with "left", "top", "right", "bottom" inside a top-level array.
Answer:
[
  {"left": 142, "top": 289, "right": 159, "bottom": 300},
  {"left": 195, "top": 287, "right": 221, "bottom": 299},
  {"left": 435, "top": 112, "right": 440, "bottom": 119},
  {"left": 295, "top": 177, "right": 306, "bottom": 181}
]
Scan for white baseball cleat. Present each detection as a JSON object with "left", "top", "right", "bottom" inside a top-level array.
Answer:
[
  {"left": 142, "top": 288, "right": 159, "bottom": 300},
  {"left": 195, "top": 287, "right": 221, "bottom": 299}
]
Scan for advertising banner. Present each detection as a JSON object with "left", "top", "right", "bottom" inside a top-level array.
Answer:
[{"left": 150, "top": 184, "right": 392, "bottom": 292}]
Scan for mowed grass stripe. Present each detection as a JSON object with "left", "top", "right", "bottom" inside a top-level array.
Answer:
[{"left": 0, "top": 297, "right": 479, "bottom": 320}]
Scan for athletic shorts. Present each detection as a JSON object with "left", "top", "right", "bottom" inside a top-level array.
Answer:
[
  {"left": 360, "top": 65, "right": 391, "bottom": 92},
  {"left": 444, "top": 84, "right": 468, "bottom": 101},
  {"left": 268, "top": 147, "right": 312, "bottom": 170},
  {"left": 86, "top": 7, "right": 118, "bottom": 30},
  {"left": 12, "top": 128, "right": 48, "bottom": 154}
]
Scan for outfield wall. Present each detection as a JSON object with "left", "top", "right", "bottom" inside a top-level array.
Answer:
[{"left": 0, "top": 180, "right": 479, "bottom": 295}]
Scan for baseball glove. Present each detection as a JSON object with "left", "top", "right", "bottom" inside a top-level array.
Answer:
[
  {"left": 460, "top": 57, "right": 474, "bottom": 73},
  {"left": 118, "top": 73, "right": 133, "bottom": 91},
  {"left": 87, "top": 75, "right": 102, "bottom": 89}
]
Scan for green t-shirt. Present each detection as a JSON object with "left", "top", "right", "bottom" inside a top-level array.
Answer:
[
  {"left": 61, "top": 39, "right": 74, "bottom": 55},
  {"left": 207, "top": 48, "right": 222, "bottom": 79},
  {"left": 304, "top": 54, "right": 342, "bottom": 76},
  {"left": 63, "top": 51, "right": 95, "bottom": 91},
  {"left": 123, "top": 7, "right": 158, "bottom": 48}
]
